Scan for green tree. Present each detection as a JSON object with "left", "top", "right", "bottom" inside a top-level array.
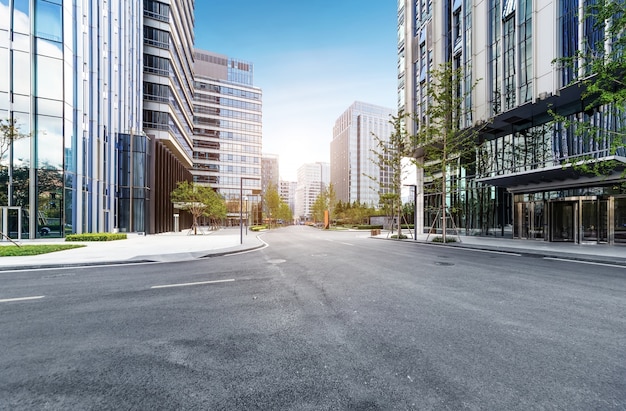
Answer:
[
  {"left": 311, "top": 191, "right": 327, "bottom": 224},
  {"left": 171, "top": 181, "right": 223, "bottom": 234},
  {"left": 411, "top": 62, "right": 481, "bottom": 242},
  {"left": 326, "top": 183, "right": 337, "bottom": 225},
  {"left": 0, "top": 119, "right": 30, "bottom": 206},
  {"left": 369, "top": 112, "right": 411, "bottom": 238},
  {"left": 204, "top": 188, "right": 227, "bottom": 229},
  {"left": 276, "top": 202, "right": 292, "bottom": 224},
  {"left": 263, "top": 183, "right": 280, "bottom": 228},
  {"left": 551, "top": 0, "right": 626, "bottom": 179}
]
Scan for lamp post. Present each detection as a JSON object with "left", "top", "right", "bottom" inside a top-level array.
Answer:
[{"left": 240, "top": 177, "right": 260, "bottom": 244}]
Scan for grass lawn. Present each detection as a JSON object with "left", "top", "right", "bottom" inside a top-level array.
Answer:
[{"left": 0, "top": 244, "right": 86, "bottom": 257}]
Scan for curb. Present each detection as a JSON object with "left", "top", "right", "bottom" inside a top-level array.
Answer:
[
  {"left": 370, "top": 235, "right": 626, "bottom": 267},
  {"left": 0, "top": 239, "right": 268, "bottom": 272}
]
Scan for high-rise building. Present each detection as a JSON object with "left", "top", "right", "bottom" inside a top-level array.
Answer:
[
  {"left": 295, "top": 162, "right": 330, "bottom": 221},
  {"left": 0, "top": 0, "right": 143, "bottom": 238},
  {"left": 142, "top": 0, "right": 196, "bottom": 234},
  {"left": 330, "top": 101, "right": 395, "bottom": 207},
  {"left": 261, "top": 153, "right": 279, "bottom": 194},
  {"left": 279, "top": 180, "right": 297, "bottom": 218},
  {"left": 399, "top": 0, "right": 625, "bottom": 245},
  {"left": 192, "top": 49, "right": 262, "bottom": 203}
]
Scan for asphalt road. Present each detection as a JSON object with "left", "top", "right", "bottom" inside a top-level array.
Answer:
[{"left": 1, "top": 226, "right": 625, "bottom": 410}]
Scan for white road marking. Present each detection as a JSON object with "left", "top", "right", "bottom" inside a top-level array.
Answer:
[
  {"left": 544, "top": 257, "right": 625, "bottom": 269},
  {"left": 151, "top": 278, "right": 235, "bottom": 289},
  {"left": 325, "top": 239, "right": 354, "bottom": 246},
  {"left": 0, "top": 296, "right": 45, "bottom": 303}
]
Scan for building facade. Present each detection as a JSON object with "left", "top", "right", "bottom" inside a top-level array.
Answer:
[
  {"left": 192, "top": 49, "right": 262, "bottom": 223},
  {"left": 399, "top": 0, "right": 625, "bottom": 245},
  {"left": 295, "top": 162, "right": 330, "bottom": 221},
  {"left": 330, "top": 101, "right": 395, "bottom": 207},
  {"left": 0, "top": 0, "right": 199, "bottom": 238},
  {"left": 141, "top": 0, "right": 195, "bottom": 234},
  {"left": 261, "top": 153, "right": 279, "bottom": 194},
  {"left": 0, "top": 0, "right": 144, "bottom": 238},
  {"left": 279, "top": 180, "right": 297, "bottom": 219}
]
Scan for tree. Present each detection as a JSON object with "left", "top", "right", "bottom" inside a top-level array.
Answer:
[
  {"left": 411, "top": 62, "right": 481, "bottom": 243},
  {"left": 0, "top": 119, "right": 29, "bottom": 206},
  {"left": 263, "top": 183, "right": 280, "bottom": 228},
  {"left": 311, "top": 191, "right": 327, "bottom": 224},
  {"left": 276, "top": 202, "right": 292, "bottom": 224},
  {"left": 369, "top": 112, "right": 412, "bottom": 238},
  {"left": 551, "top": 0, "right": 626, "bottom": 179},
  {"left": 326, "top": 183, "right": 337, "bottom": 225},
  {"left": 204, "top": 188, "right": 227, "bottom": 229},
  {"left": 170, "top": 181, "right": 223, "bottom": 234}
]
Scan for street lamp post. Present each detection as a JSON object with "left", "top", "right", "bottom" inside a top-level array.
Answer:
[{"left": 240, "top": 177, "right": 260, "bottom": 244}]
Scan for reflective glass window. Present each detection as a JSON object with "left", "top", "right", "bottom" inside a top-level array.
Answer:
[
  {"left": 0, "top": 47, "right": 7, "bottom": 92},
  {"left": 35, "top": 0, "right": 62, "bottom": 42},
  {"left": 13, "top": 0, "right": 30, "bottom": 34},
  {"left": 36, "top": 97, "right": 63, "bottom": 117},
  {"left": 0, "top": 3, "right": 8, "bottom": 30},
  {"left": 36, "top": 55, "right": 63, "bottom": 99},
  {"left": 12, "top": 32, "right": 30, "bottom": 51},
  {"left": 36, "top": 37, "right": 63, "bottom": 59},
  {"left": 11, "top": 111, "right": 30, "bottom": 167},
  {"left": 12, "top": 50, "right": 30, "bottom": 95},
  {"left": 36, "top": 114, "right": 63, "bottom": 169}
]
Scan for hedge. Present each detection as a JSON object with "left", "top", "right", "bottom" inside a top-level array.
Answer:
[
  {"left": 356, "top": 224, "right": 384, "bottom": 230},
  {"left": 65, "top": 233, "right": 128, "bottom": 242}
]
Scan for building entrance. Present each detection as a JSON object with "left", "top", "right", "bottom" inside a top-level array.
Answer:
[
  {"left": 549, "top": 197, "right": 611, "bottom": 244},
  {"left": 550, "top": 201, "right": 576, "bottom": 242}
]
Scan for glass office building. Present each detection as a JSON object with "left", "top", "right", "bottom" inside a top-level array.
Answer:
[
  {"left": 399, "top": 0, "right": 625, "bottom": 245},
  {"left": 330, "top": 101, "right": 396, "bottom": 207},
  {"left": 0, "top": 0, "right": 142, "bottom": 238},
  {"left": 192, "top": 49, "right": 262, "bottom": 222}
]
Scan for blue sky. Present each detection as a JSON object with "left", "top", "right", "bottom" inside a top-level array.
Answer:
[{"left": 194, "top": 1, "right": 398, "bottom": 181}]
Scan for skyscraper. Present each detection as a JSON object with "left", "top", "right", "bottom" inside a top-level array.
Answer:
[
  {"left": 192, "top": 49, "right": 262, "bottom": 222},
  {"left": 295, "top": 162, "right": 329, "bottom": 221},
  {"left": 142, "top": 0, "right": 196, "bottom": 234},
  {"left": 330, "top": 101, "right": 395, "bottom": 208},
  {"left": 399, "top": 0, "right": 626, "bottom": 244},
  {"left": 0, "top": 0, "right": 143, "bottom": 238},
  {"left": 261, "top": 153, "right": 279, "bottom": 194}
]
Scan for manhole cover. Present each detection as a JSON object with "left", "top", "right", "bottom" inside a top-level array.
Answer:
[{"left": 435, "top": 261, "right": 454, "bottom": 266}]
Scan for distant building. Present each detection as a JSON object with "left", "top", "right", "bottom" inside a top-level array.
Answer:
[
  {"left": 330, "top": 102, "right": 395, "bottom": 208},
  {"left": 279, "top": 180, "right": 297, "bottom": 218},
  {"left": 261, "top": 153, "right": 280, "bottom": 194},
  {"left": 295, "top": 162, "right": 330, "bottom": 221},
  {"left": 192, "top": 49, "right": 262, "bottom": 205}
]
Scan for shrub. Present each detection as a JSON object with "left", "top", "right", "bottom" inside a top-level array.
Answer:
[
  {"left": 65, "top": 233, "right": 127, "bottom": 242},
  {"left": 390, "top": 234, "right": 408, "bottom": 239},
  {"left": 356, "top": 224, "right": 384, "bottom": 230},
  {"left": 250, "top": 225, "right": 267, "bottom": 232},
  {"left": 431, "top": 236, "right": 457, "bottom": 243}
]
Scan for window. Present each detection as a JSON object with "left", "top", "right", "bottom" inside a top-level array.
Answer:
[
  {"left": 143, "top": 26, "right": 169, "bottom": 49},
  {"left": 143, "top": 54, "right": 170, "bottom": 76},
  {"left": 143, "top": 82, "right": 169, "bottom": 102},
  {"left": 143, "top": 0, "right": 169, "bottom": 22}
]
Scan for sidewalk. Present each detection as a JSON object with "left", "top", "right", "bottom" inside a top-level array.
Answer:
[
  {"left": 0, "top": 226, "right": 624, "bottom": 271},
  {"left": 0, "top": 227, "right": 266, "bottom": 271},
  {"left": 372, "top": 230, "right": 626, "bottom": 266}
]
